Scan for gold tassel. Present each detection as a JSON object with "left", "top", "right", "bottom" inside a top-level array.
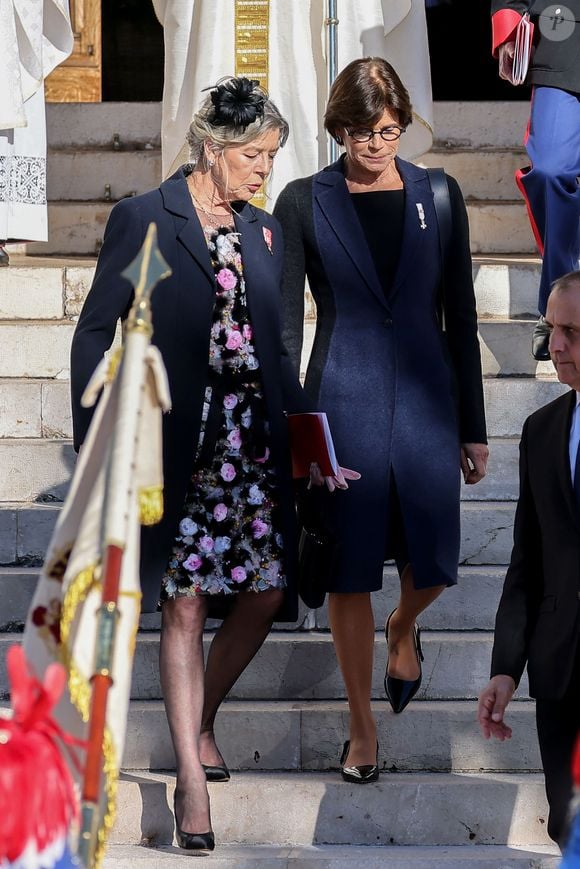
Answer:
[{"left": 139, "top": 484, "right": 164, "bottom": 525}]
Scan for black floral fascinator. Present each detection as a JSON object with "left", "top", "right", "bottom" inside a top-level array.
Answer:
[{"left": 209, "top": 77, "right": 266, "bottom": 130}]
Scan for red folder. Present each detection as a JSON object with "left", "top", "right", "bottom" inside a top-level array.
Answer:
[{"left": 287, "top": 412, "right": 338, "bottom": 479}]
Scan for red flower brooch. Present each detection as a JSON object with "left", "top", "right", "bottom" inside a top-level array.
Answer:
[{"left": 262, "top": 226, "right": 273, "bottom": 254}]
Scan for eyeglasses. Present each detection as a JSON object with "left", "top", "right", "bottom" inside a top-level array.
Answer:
[{"left": 346, "top": 126, "right": 406, "bottom": 143}]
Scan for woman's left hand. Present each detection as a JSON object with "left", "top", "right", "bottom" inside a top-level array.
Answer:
[
  {"left": 460, "top": 443, "right": 489, "bottom": 485},
  {"left": 309, "top": 463, "right": 361, "bottom": 492}
]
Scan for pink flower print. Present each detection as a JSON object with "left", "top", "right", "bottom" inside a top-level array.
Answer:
[
  {"left": 183, "top": 553, "right": 203, "bottom": 572},
  {"left": 251, "top": 518, "right": 269, "bottom": 539},
  {"left": 227, "top": 427, "right": 242, "bottom": 450},
  {"left": 242, "top": 324, "right": 253, "bottom": 340},
  {"left": 216, "top": 268, "right": 237, "bottom": 290},
  {"left": 213, "top": 502, "right": 228, "bottom": 522},
  {"left": 220, "top": 462, "right": 236, "bottom": 482},
  {"left": 255, "top": 446, "right": 270, "bottom": 464},
  {"left": 223, "top": 393, "right": 238, "bottom": 410},
  {"left": 262, "top": 226, "right": 273, "bottom": 254},
  {"left": 199, "top": 535, "right": 214, "bottom": 553},
  {"left": 231, "top": 566, "right": 247, "bottom": 583},
  {"left": 225, "top": 329, "right": 243, "bottom": 351}
]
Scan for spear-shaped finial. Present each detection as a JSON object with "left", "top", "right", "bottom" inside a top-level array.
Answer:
[{"left": 123, "top": 222, "right": 172, "bottom": 336}]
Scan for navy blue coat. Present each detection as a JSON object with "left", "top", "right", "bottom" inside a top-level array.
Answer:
[
  {"left": 70, "top": 166, "right": 310, "bottom": 617},
  {"left": 274, "top": 157, "right": 487, "bottom": 593}
]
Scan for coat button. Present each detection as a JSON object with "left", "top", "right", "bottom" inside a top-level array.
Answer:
[{"left": 383, "top": 317, "right": 393, "bottom": 327}]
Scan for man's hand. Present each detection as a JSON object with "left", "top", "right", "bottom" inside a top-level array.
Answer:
[
  {"left": 498, "top": 41, "right": 516, "bottom": 83},
  {"left": 477, "top": 675, "right": 516, "bottom": 741},
  {"left": 461, "top": 443, "right": 489, "bottom": 484}
]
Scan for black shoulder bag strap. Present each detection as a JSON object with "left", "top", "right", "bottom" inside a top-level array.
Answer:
[{"left": 427, "top": 167, "right": 452, "bottom": 330}]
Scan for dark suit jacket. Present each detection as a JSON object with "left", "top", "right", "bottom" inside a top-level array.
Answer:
[
  {"left": 70, "top": 166, "right": 310, "bottom": 616},
  {"left": 491, "top": 1, "right": 580, "bottom": 93},
  {"left": 491, "top": 390, "right": 580, "bottom": 700}
]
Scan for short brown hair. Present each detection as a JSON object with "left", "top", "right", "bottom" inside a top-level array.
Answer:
[
  {"left": 324, "top": 58, "right": 413, "bottom": 142},
  {"left": 551, "top": 270, "right": 580, "bottom": 295}
]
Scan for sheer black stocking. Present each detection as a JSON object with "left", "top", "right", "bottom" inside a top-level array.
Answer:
[{"left": 200, "top": 587, "right": 284, "bottom": 766}]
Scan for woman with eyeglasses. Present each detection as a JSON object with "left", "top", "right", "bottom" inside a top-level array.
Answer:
[{"left": 274, "top": 57, "right": 488, "bottom": 783}]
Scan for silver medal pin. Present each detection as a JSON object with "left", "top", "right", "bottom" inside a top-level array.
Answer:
[{"left": 416, "top": 202, "right": 427, "bottom": 230}]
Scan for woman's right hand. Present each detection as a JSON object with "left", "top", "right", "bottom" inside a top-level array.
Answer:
[{"left": 308, "top": 463, "right": 361, "bottom": 492}]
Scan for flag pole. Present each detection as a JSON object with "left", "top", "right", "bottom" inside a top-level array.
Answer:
[
  {"left": 78, "top": 223, "right": 171, "bottom": 867},
  {"left": 325, "top": 0, "right": 339, "bottom": 164}
]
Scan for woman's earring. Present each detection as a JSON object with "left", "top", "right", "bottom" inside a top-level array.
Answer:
[{"left": 208, "top": 158, "right": 215, "bottom": 167}]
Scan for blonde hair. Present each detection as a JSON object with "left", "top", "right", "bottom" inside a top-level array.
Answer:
[{"left": 187, "top": 76, "right": 289, "bottom": 167}]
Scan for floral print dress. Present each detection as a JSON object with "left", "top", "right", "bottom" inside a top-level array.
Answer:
[{"left": 160, "top": 226, "right": 286, "bottom": 602}]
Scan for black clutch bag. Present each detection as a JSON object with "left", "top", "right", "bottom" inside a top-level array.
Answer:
[
  {"left": 296, "top": 483, "right": 339, "bottom": 609},
  {"left": 298, "top": 524, "right": 339, "bottom": 609}
]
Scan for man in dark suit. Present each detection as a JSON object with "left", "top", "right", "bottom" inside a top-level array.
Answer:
[
  {"left": 478, "top": 269, "right": 580, "bottom": 847},
  {"left": 491, "top": 1, "right": 580, "bottom": 359}
]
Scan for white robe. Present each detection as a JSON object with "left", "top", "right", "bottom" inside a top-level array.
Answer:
[
  {"left": 152, "top": 0, "right": 433, "bottom": 206},
  {"left": 0, "top": 0, "right": 73, "bottom": 242}
]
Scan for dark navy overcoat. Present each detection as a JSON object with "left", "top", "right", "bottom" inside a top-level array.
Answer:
[
  {"left": 70, "top": 166, "right": 310, "bottom": 616},
  {"left": 274, "top": 156, "right": 487, "bottom": 593}
]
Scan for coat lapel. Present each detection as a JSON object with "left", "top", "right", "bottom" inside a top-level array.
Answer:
[
  {"left": 235, "top": 203, "right": 274, "bottom": 324},
  {"left": 159, "top": 167, "right": 215, "bottom": 289},
  {"left": 552, "top": 389, "right": 578, "bottom": 524},
  {"left": 314, "top": 159, "right": 386, "bottom": 309},
  {"left": 387, "top": 159, "right": 434, "bottom": 305}
]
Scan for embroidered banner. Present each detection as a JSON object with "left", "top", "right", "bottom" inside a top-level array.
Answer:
[{"left": 235, "top": 0, "right": 270, "bottom": 208}]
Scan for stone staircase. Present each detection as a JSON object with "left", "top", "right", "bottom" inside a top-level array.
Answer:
[{"left": 0, "top": 102, "right": 566, "bottom": 866}]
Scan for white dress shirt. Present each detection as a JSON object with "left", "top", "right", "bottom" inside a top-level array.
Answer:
[{"left": 569, "top": 392, "right": 580, "bottom": 483}]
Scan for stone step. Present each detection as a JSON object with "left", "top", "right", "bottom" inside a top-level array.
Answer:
[
  {"left": 478, "top": 320, "right": 553, "bottom": 378},
  {"left": 0, "top": 379, "right": 70, "bottom": 438},
  {"left": 0, "top": 320, "right": 122, "bottom": 378},
  {"left": 45, "top": 146, "right": 522, "bottom": 203},
  {"left": 0, "top": 440, "right": 75, "bottom": 502},
  {"left": 483, "top": 378, "right": 568, "bottom": 439},
  {"left": 0, "top": 257, "right": 94, "bottom": 319},
  {"left": 0, "top": 628, "right": 525, "bottom": 701},
  {"left": 0, "top": 501, "right": 516, "bottom": 569},
  {"left": 433, "top": 102, "right": 530, "bottom": 150},
  {"left": 466, "top": 202, "right": 534, "bottom": 255},
  {"left": 0, "top": 436, "right": 520, "bottom": 503},
  {"left": 0, "top": 374, "right": 565, "bottom": 456},
  {"left": 0, "top": 321, "right": 75, "bottom": 378},
  {"left": 47, "top": 102, "right": 162, "bottom": 150},
  {"left": 122, "top": 699, "right": 540, "bottom": 773},
  {"left": 0, "top": 256, "right": 542, "bottom": 321},
  {"left": 1, "top": 316, "right": 552, "bottom": 379},
  {"left": 0, "top": 695, "right": 538, "bottom": 773},
  {"left": 474, "top": 256, "right": 540, "bottom": 320},
  {"left": 0, "top": 565, "right": 508, "bottom": 632},
  {"left": 12, "top": 199, "right": 535, "bottom": 257},
  {"left": 0, "top": 692, "right": 537, "bottom": 773},
  {"left": 47, "top": 149, "right": 161, "bottom": 202},
  {"left": 419, "top": 149, "right": 525, "bottom": 201},
  {"left": 101, "top": 844, "right": 560, "bottom": 868},
  {"left": 110, "top": 771, "right": 551, "bottom": 847},
  {"left": 44, "top": 101, "right": 530, "bottom": 152}
]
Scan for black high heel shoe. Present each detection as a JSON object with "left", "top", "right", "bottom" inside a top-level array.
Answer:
[
  {"left": 384, "top": 608, "right": 424, "bottom": 714},
  {"left": 173, "top": 793, "right": 215, "bottom": 852},
  {"left": 340, "top": 740, "right": 379, "bottom": 784},
  {"left": 200, "top": 731, "right": 231, "bottom": 782},
  {"left": 202, "top": 762, "right": 230, "bottom": 782}
]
